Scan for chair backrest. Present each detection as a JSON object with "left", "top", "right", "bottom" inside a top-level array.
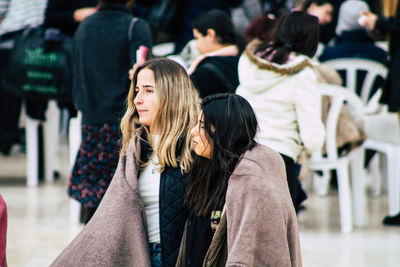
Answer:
[
  {"left": 323, "top": 58, "right": 387, "bottom": 112},
  {"left": 314, "top": 84, "right": 365, "bottom": 161}
]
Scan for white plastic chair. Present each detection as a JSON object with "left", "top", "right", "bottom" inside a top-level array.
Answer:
[
  {"left": 25, "top": 100, "right": 60, "bottom": 186},
  {"left": 309, "top": 85, "right": 367, "bottom": 233},
  {"left": 323, "top": 58, "right": 387, "bottom": 111},
  {"left": 25, "top": 115, "right": 40, "bottom": 187},
  {"left": 44, "top": 100, "right": 60, "bottom": 182},
  {"left": 324, "top": 58, "right": 400, "bottom": 216},
  {"left": 363, "top": 111, "right": 400, "bottom": 216}
]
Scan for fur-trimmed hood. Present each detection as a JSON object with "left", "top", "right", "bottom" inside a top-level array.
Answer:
[
  {"left": 236, "top": 40, "right": 325, "bottom": 159},
  {"left": 239, "top": 40, "right": 319, "bottom": 94}
]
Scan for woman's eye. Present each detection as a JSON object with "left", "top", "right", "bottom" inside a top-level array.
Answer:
[{"left": 146, "top": 89, "right": 154, "bottom": 93}]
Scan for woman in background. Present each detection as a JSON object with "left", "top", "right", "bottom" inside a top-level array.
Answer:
[
  {"left": 68, "top": 0, "right": 152, "bottom": 223},
  {"left": 176, "top": 94, "right": 301, "bottom": 266},
  {"left": 52, "top": 58, "right": 199, "bottom": 267},
  {"left": 188, "top": 9, "right": 246, "bottom": 98},
  {"left": 236, "top": 11, "right": 325, "bottom": 211}
]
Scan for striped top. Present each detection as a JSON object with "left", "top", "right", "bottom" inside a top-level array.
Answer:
[{"left": 0, "top": 0, "right": 47, "bottom": 35}]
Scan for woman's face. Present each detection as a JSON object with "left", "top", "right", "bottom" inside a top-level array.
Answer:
[
  {"left": 193, "top": 28, "right": 213, "bottom": 55},
  {"left": 191, "top": 112, "right": 213, "bottom": 159},
  {"left": 307, "top": 3, "right": 333, "bottom": 25},
  {"left": 134, "top": 68, "right": 158, "bottom": 130}
]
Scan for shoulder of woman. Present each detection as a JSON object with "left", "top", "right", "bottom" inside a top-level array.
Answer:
[
  {"left": 244, "top": 45, "right": 315, "bottom": 75},
  {"left": 226, "top": 147, "right": 287, "bottom": 204},
  {"left": 231, "top": 144, "right": 285, "bottom": 179}
]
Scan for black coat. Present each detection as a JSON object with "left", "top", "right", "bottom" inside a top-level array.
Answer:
[
  {"left": 72, "top": 3, "right": 152, "bottom": 125},
  {"left": 376, "top": 3, "right": 400, "bottom": 111},
  {"left": 190, "top": 56, "right": 240, "bottom": 99}
]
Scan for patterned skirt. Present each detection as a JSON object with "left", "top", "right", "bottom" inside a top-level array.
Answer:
[{"left": 68, "top": 123, "right": 121, "bottom": 208}]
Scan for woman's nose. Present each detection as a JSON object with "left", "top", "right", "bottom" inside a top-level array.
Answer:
[
  {"left": 190, "top": 125, "right": 197, "bottom": 137},
  {"left": 134, "top": 92, "right": 142, "bottom": 105}
]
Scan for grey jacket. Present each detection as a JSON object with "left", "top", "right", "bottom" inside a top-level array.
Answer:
[
  {"left": 52, "top": 138, "right": 188, "bottom": 267},
  {"left": 176, "top": 144, "right": 302, "bottom": 267}
]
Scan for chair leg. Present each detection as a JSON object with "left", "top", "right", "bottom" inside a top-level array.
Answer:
[
  {"left": 26, "top": 116, "right": 40, "bottom": 187},
  {"left": 69, "top": 198, "right": 81, "bottom": 224},
  {"left": 369, "top": 153, "right": 382, "bottom": 197},
  {"left": 68, "top": 112, "right": 82, "bottom": 224},
  {"left": 44, "top": 100, "right": 60, "bottom": 182},
  {"left": 336, "top": 161, "right": 353, "bottom": 233},
  {"left": 350, "top": 149, "right": 366, "bottom": 227},
  {"left": 68, "top": 116, "right": 82, "bottom": 171},
  {"left": 313, "top": 170, "right": 331, "bottom": 196},
  {"left": 387, "top": 147, "right": 400, "bottom": 216}
]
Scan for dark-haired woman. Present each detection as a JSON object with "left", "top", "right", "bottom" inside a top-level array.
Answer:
[
  {"left": 176, "top": 94, "right": 302, "bottom": 267},
  {"left": 188, "top": 9, "right": 246, "bottom": 98},
  {"left": 236, "top": 11, "right": 325, "bottom": 211}
]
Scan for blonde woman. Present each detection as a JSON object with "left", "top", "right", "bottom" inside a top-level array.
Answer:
[{"left": 52, "top": 58, "right": 200, "bottom": 267}]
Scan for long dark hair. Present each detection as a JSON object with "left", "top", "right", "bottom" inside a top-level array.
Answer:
[
  {"left": 243, "top": 14, "right": 278, "bottom": 43},
  {"left": 184, "top": 94, "right": 258, "bottom": 216},
  {"left": 192, "top": 9, "right": 247, "bottom": 53},
  {"left": 254, "top": 11, "right": 319, "bottom": 64}
]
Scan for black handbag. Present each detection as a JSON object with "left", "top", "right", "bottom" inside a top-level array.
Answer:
[{"left": 2, "top": 26, "right": 73, "bottom": 102}]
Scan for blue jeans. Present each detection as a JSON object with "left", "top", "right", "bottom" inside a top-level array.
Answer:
[{"left": 149, "top": 243, "right": 162, "bottom": 267}]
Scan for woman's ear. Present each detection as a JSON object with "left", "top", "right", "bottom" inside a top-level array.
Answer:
[{"left": 206, "top": 29, "right": 217, "bottom": 43}]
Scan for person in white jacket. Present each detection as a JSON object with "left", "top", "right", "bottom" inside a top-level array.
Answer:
[{"left": 236, "top": 10, "right": 325, "bottom": 211}]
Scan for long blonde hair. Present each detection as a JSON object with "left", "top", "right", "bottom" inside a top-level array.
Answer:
[{"left": 120, "top": 58, "right": 200, "bottom": 173}]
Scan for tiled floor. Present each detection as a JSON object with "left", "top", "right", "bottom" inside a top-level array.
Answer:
[{"left": 1, "top": 142, "right": 400, "bottom": 266}]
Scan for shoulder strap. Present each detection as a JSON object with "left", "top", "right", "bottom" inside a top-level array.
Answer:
[
  {"left": 201, "top": 62, "right": 236, "bottom": 93},
  {"left": 128, "top": 17, "right": 139, "bottom": 41}
]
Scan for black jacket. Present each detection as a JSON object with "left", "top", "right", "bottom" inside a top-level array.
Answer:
[
  {"left": 376, "top": 3, "right": 400, "bottom": 111},
  {"left": 159, "top": 166, "right": 190, "bottom": 266},
  {"left": 140, "top": 136, "right": 189, "bottom": 267},
  {"left": 319, "top": 30, "right": 388, "bottom": 64},
  {"left": 72, "top": 3, "right": 152, "bottom": 125},
  {"left": 190, "top": 56, "right": 240, "bottom": 99}
]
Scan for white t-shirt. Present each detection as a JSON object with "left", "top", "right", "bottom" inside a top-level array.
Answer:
[{"left": 138, "top": 135, "right": 161, "bottom": 243}]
